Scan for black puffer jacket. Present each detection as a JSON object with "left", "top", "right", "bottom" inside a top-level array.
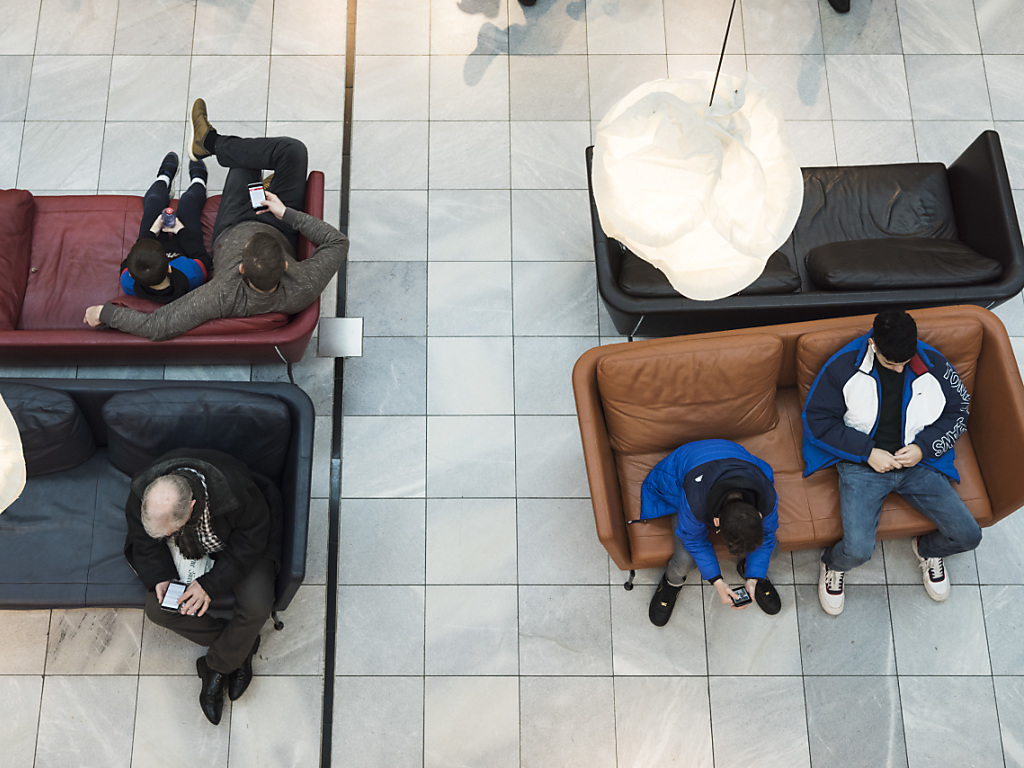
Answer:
[{"left": 124, "top": 448, "right": 283, "bottom": 598}]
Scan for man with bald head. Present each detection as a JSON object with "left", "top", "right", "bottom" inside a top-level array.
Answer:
[{"left": 124, "top": 448, "right": 282, "bottom": 725}]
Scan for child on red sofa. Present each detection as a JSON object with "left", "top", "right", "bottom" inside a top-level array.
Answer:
[{"left": 121, "top": 152, "right": 212, "bottom": 304}]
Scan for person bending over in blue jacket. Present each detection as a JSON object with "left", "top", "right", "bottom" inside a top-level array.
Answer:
[
  {"left": 120, "top": 151, "right": 212, "bottom": 304},
  {"left": 639, "top": 439, "right": 782, "bottom": 626},
  {"left": 802, "top": 309, "right": 981, "bottom": 616}
]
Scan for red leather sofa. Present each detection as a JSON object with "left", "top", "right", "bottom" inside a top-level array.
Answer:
[{"left": 0, "top": 171, "right": 325, "bottom": 365}]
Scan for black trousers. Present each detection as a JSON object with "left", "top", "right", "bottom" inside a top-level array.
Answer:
[
  {"left": 211, "top": 135, "right": 309, "bottom": 250},
  {"left": 140, "top": 176, "right": 206, "bottom": 240},
  {"left": 144, "top": 558, "right": 275, "bottom": 674}
]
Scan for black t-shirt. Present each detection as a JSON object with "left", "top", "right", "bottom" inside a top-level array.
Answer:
[{"left": 873, "top": 364, "right": 905, "bottom": 453}]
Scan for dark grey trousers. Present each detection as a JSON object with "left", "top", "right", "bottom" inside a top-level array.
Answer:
[
  {"left": 144, "top": 558, "right": 275, "bottom": 674},
  {"left": 211, "top": 135, "right": 308, "bottom": 249}
]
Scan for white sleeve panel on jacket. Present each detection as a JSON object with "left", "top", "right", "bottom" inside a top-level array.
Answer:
[
  {"left": 841, "top": 371, "right": 879, "bottom": 436},
  {"left": 905, "top": 374, "right": 946, "bottom": 445}
]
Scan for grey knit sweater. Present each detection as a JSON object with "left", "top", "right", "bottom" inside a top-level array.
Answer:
[{"left": 99, "top": 209, "right": 348, "bottom": 341}]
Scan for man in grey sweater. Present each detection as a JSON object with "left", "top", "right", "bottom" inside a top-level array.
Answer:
[{"left": 84, "top": 99, "right": 348, "bottom": 341}]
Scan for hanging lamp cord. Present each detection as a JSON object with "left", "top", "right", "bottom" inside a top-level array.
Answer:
[{"left": 709, "top": 0, "right": 739, "bottom": 107}]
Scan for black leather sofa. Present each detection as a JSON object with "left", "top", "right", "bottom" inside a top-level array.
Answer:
[
  {"left": 588, "top": 131, "right": 1024, "bottom": 337},
  {"left": 0, "top": 379, "right": 314, "bottom": 614}
]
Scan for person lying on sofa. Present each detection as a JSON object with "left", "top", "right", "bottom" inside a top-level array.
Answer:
[
  {"left": 120, "top": 151, "right": 212, "bottom": 305},
  {"left": 83, "top": 98, "right": 348, "bottom": 341},
  {"left": 125, "top": 448, "right": 282, "bottom": 726},
  {"left": 803, "top": 309, "right": 982, "bottom": 616},
  {"left": 638, "top": 439, "right": 782, "bottom": 626}
]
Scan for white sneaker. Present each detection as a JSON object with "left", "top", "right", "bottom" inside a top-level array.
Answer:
[
  {"left": 818, "top": 561, "right": 845, "bottom": 615},
  {"left": 912, "top": 537, "right": 950, "bottom": 602}
]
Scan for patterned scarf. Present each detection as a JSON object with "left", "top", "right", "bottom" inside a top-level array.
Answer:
[{"left": 168, "top": 467, "right": 226, "bottom": 559}]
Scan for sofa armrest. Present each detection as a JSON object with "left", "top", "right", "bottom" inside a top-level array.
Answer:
[
  {"left": 271, "top": 385, "right": 315, "bottom": 612},
  {"left": 572, "top": 346, "right": 633, "bottom": 570},
  {"left": 298, "top": 171, "right": 326, "bottom": 262},
  {"left": 962, "top": 308, "right": 1024, "bottom": 525},
  {"left": 947, "top": 131, "right": 1024, "bottom": 294}
]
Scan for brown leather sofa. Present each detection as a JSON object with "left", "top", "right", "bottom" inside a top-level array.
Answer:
[
  {"left": 573, "top": 305, "right": 1024, "bottom": 581},
  {"left": 0, "top": 172, "right": 325, "bottom": 365}
]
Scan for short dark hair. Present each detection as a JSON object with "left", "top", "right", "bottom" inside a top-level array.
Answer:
[
  {"left": 126, "top": 238, "right": 168, "bottom": 288},
  {"left": 241, "top": 233, "right": 286, "bottom": 291},
  {"left": 873, "top": 310, "right": 917, "bottom": 363},
  {"left": 718, "top": 498, "right": 763, "bottom": 556}
]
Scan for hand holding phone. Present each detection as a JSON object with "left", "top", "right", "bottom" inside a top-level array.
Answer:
[
  {"left": 730, "top": 585, "right": 752, "bottom": 608},
  {"left": 248, "top": 181, "right": 267, "bottom": 210},
  {"left": 160, "top": 581, "right": 187, "bottom": 611}
]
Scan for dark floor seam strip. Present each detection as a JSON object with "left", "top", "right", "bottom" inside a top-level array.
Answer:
[{"left": 321, "top": 0, "right": 357, "bottom": 764}]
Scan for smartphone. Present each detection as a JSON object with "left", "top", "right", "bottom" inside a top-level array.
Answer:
[
  {"left": 248, "top": 181, "right": 267, "bottom": 209},
  {"left": 731, "top": 585, "right": 752, "bottom": 607},
  {"left": 160, "top": 581, "right": 187, "bottom": 612}
]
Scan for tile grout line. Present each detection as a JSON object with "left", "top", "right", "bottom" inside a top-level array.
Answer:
[{"left": 319, "top": 0, "right": 358, "bottom": 764}]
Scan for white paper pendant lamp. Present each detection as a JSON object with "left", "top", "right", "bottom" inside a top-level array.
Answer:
[
  {"left": 0, "top": 393, "right": 26, "bottom": 514},
  {"left": 591, "top": 72, "right": 804, "bottom": 301}
]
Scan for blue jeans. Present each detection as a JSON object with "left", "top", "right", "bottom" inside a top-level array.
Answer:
[{"left": 823, "top": 461, "right": 982, "bottom": 572}]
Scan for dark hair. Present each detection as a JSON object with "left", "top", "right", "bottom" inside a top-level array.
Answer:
[
  {"left": 718, "top": 499, "right": 763, "bottom": 556},
  {"left": 872, "top": 310, "right": 917, "bottom": 363},
  {"left": 126, "top": 238, "right": 168, "bottom": 288},
  {"left": 241, "top": 233, "right": 286, "bottom": 292}
]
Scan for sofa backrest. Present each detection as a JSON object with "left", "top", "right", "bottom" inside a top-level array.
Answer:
[
  {"left": 793, "top": 163, "right": 959, "bottom": 260},
  {"left": 596, "top": 334, "right": 783, "bottom": 457},
  {"left": 794, "top": 314, "right": 985, "bottom": 404}
]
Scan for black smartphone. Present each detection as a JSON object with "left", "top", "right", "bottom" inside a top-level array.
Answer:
[
  {"left": 160, "top": 581, "right": 186, "bottom": 611},
  {"left": 731, "top": 585, "right": 752, "bottom": 607}
]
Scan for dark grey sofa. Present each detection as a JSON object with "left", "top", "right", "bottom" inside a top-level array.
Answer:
[
  {"left": 588, "top": 131, "right": 1024, "bottom": 337},
  {"left": 0, "top": 379, "right": 314, "bottom": 614}
]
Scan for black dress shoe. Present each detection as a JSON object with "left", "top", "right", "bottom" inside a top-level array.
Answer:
[
  {"left": 228, "top": 635, "right": 261, "bottom": 701},
  {"left": 648, "top": 573, "right": 683, "bottom": 627},
  {"left": 828, "top": 0, "right": 851, "bottom": 12},
  {"left": 196, "top": 656, "right": 226, "bottom": 725},
  {"left": 736, "top": 559, "right": 782, "bottom": 615}
]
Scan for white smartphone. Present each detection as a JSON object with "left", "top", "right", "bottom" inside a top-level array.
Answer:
[
  {"left": 160, "top": 581, "right": 186, "bottom": 611},
  {"left": 248, "top": 181, "right": 267, "bottom": 209}
]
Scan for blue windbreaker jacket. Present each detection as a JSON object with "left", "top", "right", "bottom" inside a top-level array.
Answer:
[
  {"left": 638, "top": 439, "right": 779, "bottom": 581},
  {"left": 801, "top": 331, "right": 971, "bottom": 481}
]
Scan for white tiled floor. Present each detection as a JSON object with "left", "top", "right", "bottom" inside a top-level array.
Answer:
[{"left": 5, "top": 0, "right": 1024, "bottom": 766}]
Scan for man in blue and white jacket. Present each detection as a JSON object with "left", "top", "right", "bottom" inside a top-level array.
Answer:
[
  {"left": 802, "top": 310, "right": 981, "bottom": 616},
  {"left": 639, "top": 439, "right": 781, "bottom": 626}
]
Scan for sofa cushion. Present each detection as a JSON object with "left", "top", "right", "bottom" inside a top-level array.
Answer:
[
  {"left": 107, "top": 296, "right": 289, "bottom": 335},
  {"left": 794, "top": 163, "right": 959, "bottom": 259},
  {"left": 0, "top": 190, "right": 35, "bottom": 331},
  {"left": 0, "top": 383, "right": 96, "bottom": 476},
  {"left": 806, "top": 238, "right": 1003, "bottom": 291},
  {"left": 795, "top": 314, "right": 985, "bottom": 405},
  {"left": 102, "top": 388, "right": 292, "bottom": 478},
  {"left": 596, "top": 334, "right": 783, "bottom": 456},
  {"left": 618, "top": 248, "right": 800, "bottom": 298}
]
